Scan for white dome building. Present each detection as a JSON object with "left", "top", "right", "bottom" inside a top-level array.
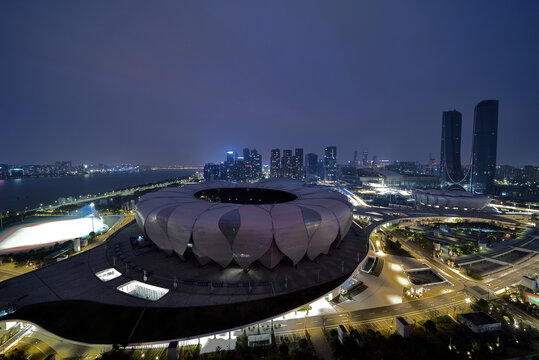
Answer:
[
  {"left": 135, "top": 180, "right": 352, "bottom": 269},
  {"left": 412, "top": 189, "right": 491, "bottom": 210}
]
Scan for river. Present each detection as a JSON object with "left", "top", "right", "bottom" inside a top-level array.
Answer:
[{"left": 0, "top": 170, "right": 196, "bottom": 212}]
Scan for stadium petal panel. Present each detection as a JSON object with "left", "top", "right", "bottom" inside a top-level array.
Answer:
[{"left": 135, "top": 180, "right": 352, "bottom": 269}]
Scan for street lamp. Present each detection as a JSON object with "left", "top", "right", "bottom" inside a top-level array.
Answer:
[{"left": 90, "top": 203, "right": 95, "bottom": 233}]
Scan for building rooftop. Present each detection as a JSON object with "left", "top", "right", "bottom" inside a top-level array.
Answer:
[
  {"left": 459, "top": 312, "right": 499, "bottom": 326},
  {"left": 396, "top": 317, "right": 409, "bottom": 326}
]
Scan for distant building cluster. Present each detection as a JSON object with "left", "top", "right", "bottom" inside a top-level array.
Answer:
[
  {"left": 204, "top": 146, "right": 340, "bottom": 183},
  {"left": 204, "top": 148, "right": 262, "bottom": 182},
  {"left": 0, "top": 161, "right": 148, "bottom": 179}
]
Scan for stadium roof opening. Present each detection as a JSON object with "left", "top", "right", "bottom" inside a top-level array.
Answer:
[{"left": 117, "top": 280, "right": 169, "bottom": 301}]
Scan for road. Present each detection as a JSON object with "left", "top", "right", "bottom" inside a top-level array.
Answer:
[
  {"left": 484, "top": 259, "right": 538, "bottom": 291},
  {"left": 0, "top": 262, "right": 34, "bottom": 282},
  {"left": 387, "top": 222, "right": 539, "bottom": 329},
  {"left": 274, "top": 291, "right": 468, "bottom": 334}
]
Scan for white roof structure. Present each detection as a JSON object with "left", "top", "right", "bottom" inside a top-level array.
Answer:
[
  {"left": 412, "top": 189, "right": 491, "bottom": 210},
  {"left": 136, "top": 179, "right": 352, "bottom": 269},
  {"left": 0, "top": 216, "right": 108, "bottom": 255}
]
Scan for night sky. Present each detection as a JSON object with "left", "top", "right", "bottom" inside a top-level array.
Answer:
[{"left": 1, "top": 1, "right": 538, "bottom": 167}]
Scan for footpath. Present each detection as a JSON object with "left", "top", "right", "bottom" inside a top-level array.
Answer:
[{"left": 309, "top": 328, "right": 335, "bottom": 360}]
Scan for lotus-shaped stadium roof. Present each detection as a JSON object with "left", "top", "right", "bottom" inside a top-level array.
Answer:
[{"left": 135, "top": 179, "right": 352, "bottom": 269}]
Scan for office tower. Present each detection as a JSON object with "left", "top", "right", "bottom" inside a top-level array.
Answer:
[
  {"left": 523, "top": 165, "right": 539, "bottom": 182},
  {"left": 270, "top": 149, "right": 281, "bottom": 178},
  {"left": 250, "top": 149, "right": 262, "bottom": 180},
  {"left": 295, "top": 148, "right": 304, "bottom": 180},
  {"left": 440, "top": 110, "right": 464, "bottom": 187},
  {"left": 203, "top": 163, "right": 220, "bottom": 181},
  {"left": 353, "top": 150, "right": 358, "bottom": 165},
  {"left": 242, "top": 148, "right": 250, "bottom": 160},
  {"left": 471, "top": 100, "right": 499, "bottom": 194},
  {"left": 324, "top": 146, "right": 337, "bottom": 181},
  {"left": 362, "top": 151, "right": 369, "bottom": 167},
  {"left": 224, "top": 151, "right": 237, "bottom": 180},
  {"left": 305, "top": 153, "right": 318, "bottom": 183},
  {"left": 226, "top": 151, "right": 236, "bottom": 164},
  {"left": 318, "top": 159, "right": 325, "bottom": 180},
  {"left": 372, "top": 155, "right": 378, "bottom": 168},
  {"left": 282, "top": 149, "right": 294, "bottom": 178},
  {"left": 242, "top": 148, "right": 252, "bottom": 179}
]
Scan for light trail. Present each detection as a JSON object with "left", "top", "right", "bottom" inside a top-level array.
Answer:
[{"left": 338, "top": 187, "right": 370, "bottom": 207}]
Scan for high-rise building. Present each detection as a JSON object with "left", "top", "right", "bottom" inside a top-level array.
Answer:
[
  {"left": 324, "top": 146, "right": 337, "bottom": 181},
  {"left": 270, "top": 149, "right": 280, "bottom": 178},
  {"left": 242, "top": 148, "right": 250, "bottom": 160},
  {"left": 523, "top": 165, "right": 539, "bottom": 183},
  {"left": 318, "top": 159, "right": 325, "bottom": 180},
  {"left": 203, "top": 163, "right": 220, "bottom": 181},
  {"left": 224, "top": 151, "right": 237, "bottom": 180},
  {"left": 226, "top": 151, "right": 236, "bottom": 164},
  {"left": 362, "top": 151, "right": 369, "bottom": 167},
  {"left": 471, "top": 100, "right": 499, "bottom": 194},
  {"left": 233, "top": 158, "right": 247, "bottom": 181},
  {"left": 440, "top": 110, "right": 465, "bottom": 187},
  {"left": 249, "top": 149, "right": 262, "bottom": 180},
  {"left": 305, "top": 153, "right": 318, "bottom": 183},
  {"left": 295, "top": 148, "right": 304, "bottom": 180},
  {"left": 496, "top": 165, "right": 518, "bottom": 181},
  {"left": 282, "top": 149, "right": 294, "bottom": 178}
]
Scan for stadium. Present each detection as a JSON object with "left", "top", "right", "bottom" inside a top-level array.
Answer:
[
  {"left": 412, "top": 188, "right": 492, "bottom": 210},
  {"left": 0, "top": 180, "right": 369, "bottom": 343},
  {"left": 135, "top": 180, "right": 352, "bottom": 269}
]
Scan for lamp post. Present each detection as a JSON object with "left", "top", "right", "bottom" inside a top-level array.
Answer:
[{"left": 90, "top": 203, "right": 95, "bottom": 233}]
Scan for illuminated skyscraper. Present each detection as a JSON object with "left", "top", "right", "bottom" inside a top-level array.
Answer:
[
  {"left": 282, "top": 149, "right": 294, "bottom": 178},
  {"left": 295, "top": 148, "right": 304, "bottom": 180},
  {"left": 324, "top": 146, "right": 337, "bottom": 181},
  {"left": 305, "top": 153, "right": 318, "bottom": 183},
  {"left": 362, "top": 151, "right": 368, "bottom": 167},
  {"left": 203, "top": 163, "right": 220, "bottom": 181},
  {"left": 249, "top": 149, "right": 262, "bottom": 180},
  {"left": 471, "top": 100, "right": 499, "bottom": 194},
  {"left": 440, "top": 110, "right": 464, "bottom": 187},
  {"left": 270, "top": 149, "right": 280, "bottom": 177}
]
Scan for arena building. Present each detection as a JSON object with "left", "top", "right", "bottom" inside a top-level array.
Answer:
[
  {"left": 412, "top": 189, "right": 491, "bottom": 210},
  {"left": 135, "top": 180, "right": 352, "bottom": 269},
  {"left": 0, "top": 180, "right": 368, "bottom": 344}
]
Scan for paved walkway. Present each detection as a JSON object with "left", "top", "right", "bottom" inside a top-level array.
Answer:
[{"left": 309, "top": 328, "right": 334, "bottom": 360}]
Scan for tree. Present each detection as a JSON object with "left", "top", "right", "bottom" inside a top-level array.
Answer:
[
  {"left": 424, "top": 320, "right": 437, "bottom": 334},
  {"left": 279, "top": 343, "right": 289, "bottom": 357}
]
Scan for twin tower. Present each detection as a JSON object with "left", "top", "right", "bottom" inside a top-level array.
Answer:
[{"left": 440, "top": 100, "right": 499, "bottom": 195}]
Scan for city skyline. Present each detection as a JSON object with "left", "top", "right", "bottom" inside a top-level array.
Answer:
[
  {"left": 0, "top": 2, "right": 538, "bottom": 358},
  {"left": 1, "top": 2, "right": 539, "bottom": 166}
]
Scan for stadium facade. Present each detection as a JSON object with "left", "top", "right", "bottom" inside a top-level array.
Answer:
[{"left": 135, "top": 180, "right": 352, "bottom": 269}]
